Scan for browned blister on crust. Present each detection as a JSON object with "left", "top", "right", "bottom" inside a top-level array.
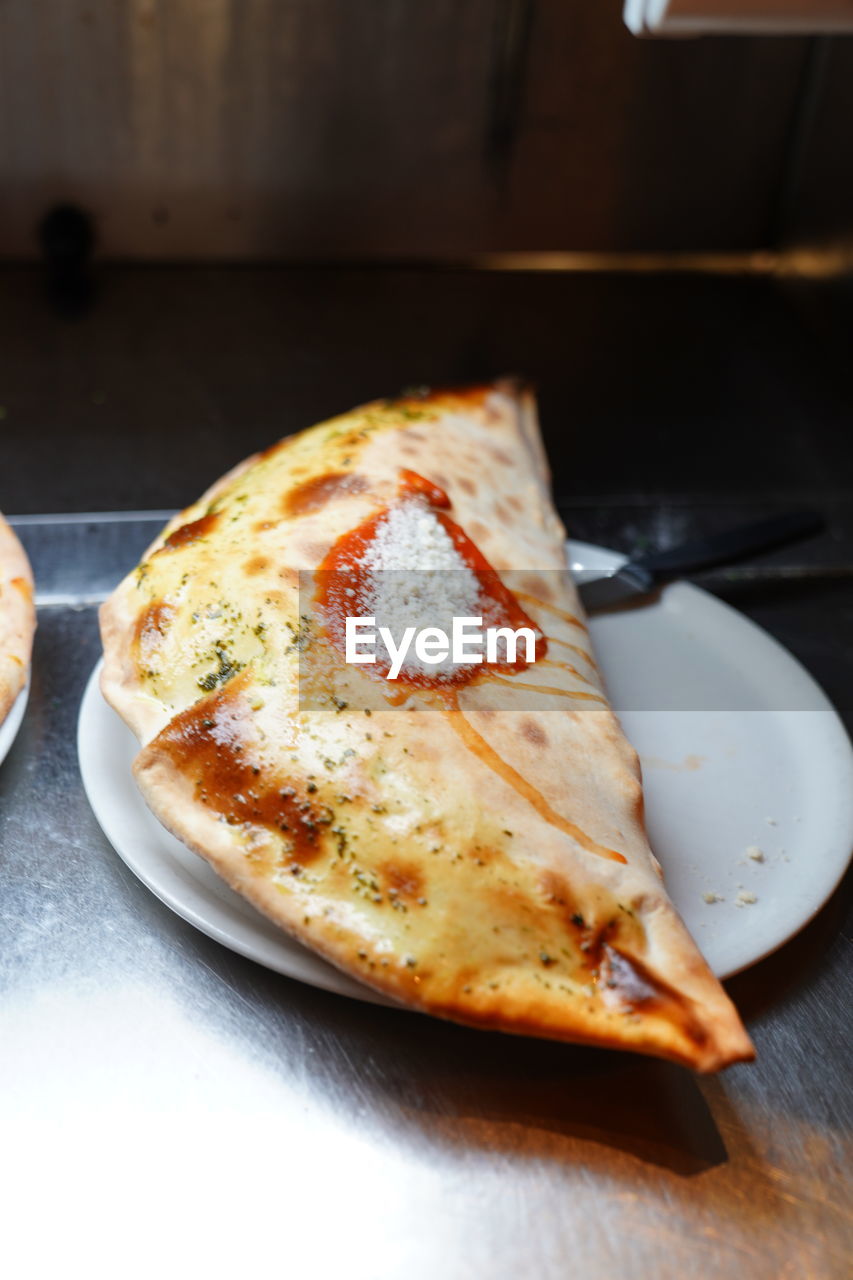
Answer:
[
  {"left": 0, "top": 512, "right": 35, "bottom": 729},
  {"left": 100, "top": 382, "right": 754, "bottom": 1072}
]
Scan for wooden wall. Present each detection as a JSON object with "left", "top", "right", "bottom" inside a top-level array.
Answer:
[{"left": 0, "top": 0, "right": 846, "bottom": 259}]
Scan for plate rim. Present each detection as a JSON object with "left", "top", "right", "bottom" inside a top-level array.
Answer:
[{"left": 0, "top": 680, "right": 30, "bottom": 768}]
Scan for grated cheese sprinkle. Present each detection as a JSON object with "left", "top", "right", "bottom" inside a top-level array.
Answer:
[
  {"left": 359, "top": 502, "right": 487, "bottom": 679},
  {"left": 362, "top": 503, "right": 473, "bottom": 576}
]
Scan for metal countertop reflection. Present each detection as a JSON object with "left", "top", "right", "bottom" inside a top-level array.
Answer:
[{"left": 1, "top": 513, "right": 850, "bottom": 1280}]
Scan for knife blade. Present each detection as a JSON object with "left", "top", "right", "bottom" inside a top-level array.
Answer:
[{"left": 576, "top": 509, "right": 824, "bottom": 612}]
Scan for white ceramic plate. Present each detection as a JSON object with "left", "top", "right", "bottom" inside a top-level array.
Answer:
[
  {"left": 78, "top": 541, "right": 853, "bottom": 994},
  {"left": 0, "top": 682, "right": 29, "bottom": 768}
]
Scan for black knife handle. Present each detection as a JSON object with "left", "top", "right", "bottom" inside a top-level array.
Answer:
[{"left": 633, "top": 510, "right": 824, "bottom": 579}]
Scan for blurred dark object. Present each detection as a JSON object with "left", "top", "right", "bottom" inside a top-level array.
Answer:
[
  {"left": 0, "top": 2, "right": 850, "bottom": 260},
  {"left": 625, "top": 0, "right": 853, "bottom": 36},
  {"left": 37, "top": 204, "right": 96, "bottom": 314},
  {"left": 577, "top": 509, "right": 826, "bottom": 612}
]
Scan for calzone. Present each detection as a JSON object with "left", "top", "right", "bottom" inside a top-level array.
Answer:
[{"left": 100, "top": 382, "right": 754, "bottom": 1071}]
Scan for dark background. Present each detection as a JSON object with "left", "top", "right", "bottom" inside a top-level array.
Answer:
[
  {"left": 2, "top": 265, "right": 853, "bottom": 515},
  {"left": 1, "top": 2, "right": 852, "bottom": 521}
]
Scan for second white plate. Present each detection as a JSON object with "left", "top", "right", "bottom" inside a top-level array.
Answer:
[
  {"left": 0, "top": 682, "right": 29, "bottom": 769},
  {"left": 78, "top": 541, "right": 853, "bottom": 994}
]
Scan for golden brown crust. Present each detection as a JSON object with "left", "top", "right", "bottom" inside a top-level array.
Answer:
[
  {"left": 0, "top": 512, "right": 35, "bottom": 729},
  {"left": 100, "top": 383, "right": 754, "bottom": 1072}
]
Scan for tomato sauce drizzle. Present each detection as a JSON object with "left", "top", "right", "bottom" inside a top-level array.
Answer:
[
  {"left": 441, "top": 693, "right": 626, "bottom": 864},
  {"left": 482, "top": 673, "right": 605, "bottom": 704},
  {"left": 397, "top": 468, "right": 450, "bottom": 507},
  {"left": 315, "top": 473, "right": 546, "bottom": 688},
  {"left": 537, "top": 657, "right": 599, "bottom": 690},
  {"left": 513, "top": 589, "right": 587, "bottom": 632}
]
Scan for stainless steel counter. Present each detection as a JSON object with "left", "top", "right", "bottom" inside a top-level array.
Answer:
[{"left": 1, "top": 510, "right": 850, "bottom": 1279}]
